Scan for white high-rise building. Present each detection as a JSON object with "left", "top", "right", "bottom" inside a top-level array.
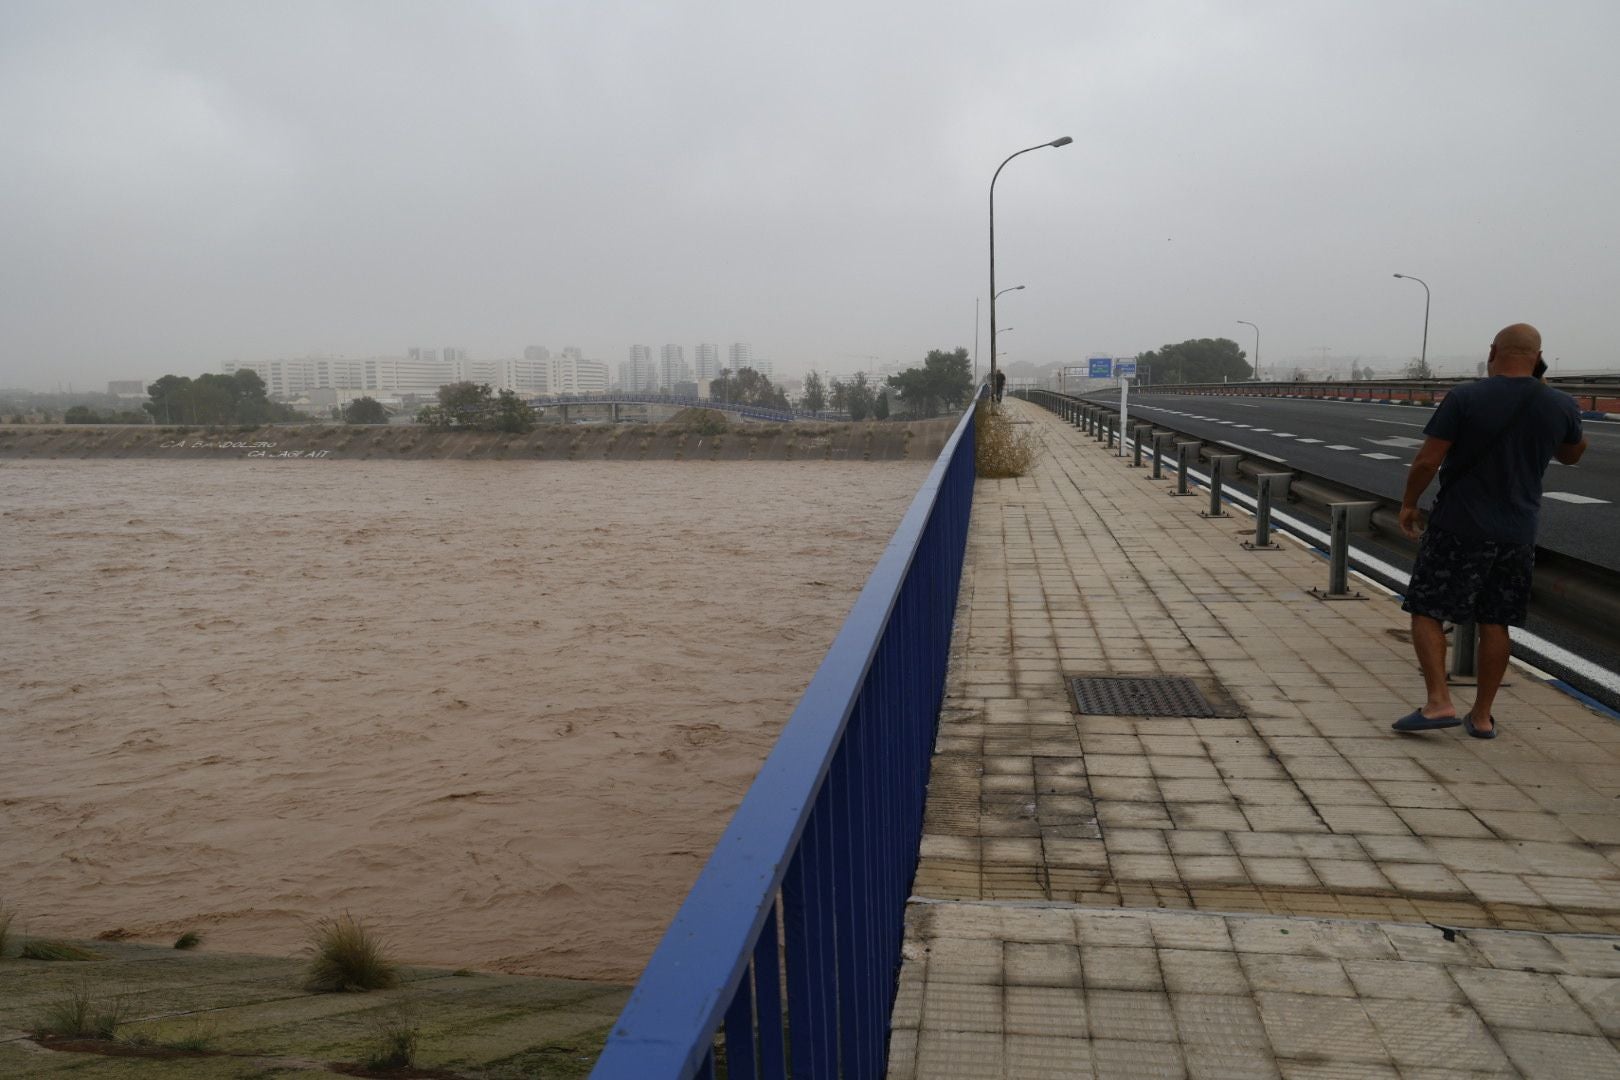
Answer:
[
  {"left": 621, "top": 345, "right": 658, "bottom": 392},
  {"left": 501, "top": 358, "right": 549, "bottom": 394},
  {"left": 658, "top": 344, "right": 690, "bottom": 391},
  {"left": 551, "top": 348, "right": 609, "bottom": 395},
  {"left": 728, "top": 342, "right": 753, "bottom": 372},
  {"left": 694, "top": 343, "right": 720, "bottom": 380}
]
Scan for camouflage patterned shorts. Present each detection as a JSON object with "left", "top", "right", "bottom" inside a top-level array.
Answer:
[{"left": 1401, "top": 525, "right": 1535, "bottom": 627}]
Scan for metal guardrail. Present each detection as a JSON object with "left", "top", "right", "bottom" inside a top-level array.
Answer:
[
  {"left": 1124, "top": 378, "right": 1620, "bottom": 416},
  {"left": 1020, "top": 388, "right": 1620, "bottom": 661},
  {"left": 590, "top": 394, "right": 981, "bottom": 1079}
]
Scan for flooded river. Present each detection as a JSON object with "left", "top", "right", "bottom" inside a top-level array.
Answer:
[{"left": 0, "top": 458, "right": 929, "bottom": 980}]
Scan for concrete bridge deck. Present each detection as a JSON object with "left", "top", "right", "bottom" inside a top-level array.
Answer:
[{"left": 888, "top": 398, "right": 1620, "bottom": 1078}]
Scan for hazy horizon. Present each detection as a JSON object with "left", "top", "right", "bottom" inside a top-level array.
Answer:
[{"left": 4, "top": 2, "right": 1617, "bottom": 391}]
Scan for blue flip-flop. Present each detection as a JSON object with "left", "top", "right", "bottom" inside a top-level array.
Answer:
[
  {"left": 1392, "top": 708, "right": 1462, "bottom": 733},
  {"left": 1464, "top": 713, "right": 1498, "bottom": 740}
]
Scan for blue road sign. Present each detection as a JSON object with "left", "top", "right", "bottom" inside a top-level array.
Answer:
[
  {"left": 1115, "top": 360, "right": 1137, "bottom": 377},
  {"left": 1088, "top": 357, "right": 1112, "bottom": 379}
]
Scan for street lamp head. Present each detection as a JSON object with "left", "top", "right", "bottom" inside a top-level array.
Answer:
[
  {"left": 1049, "top": 136, "right": 1074, "bottom": 147},
  {"left": 1011, "top": 284, "right": 1025, "bottom": 291},
  {"left": 1393, "top": 273, "right": 1404, "bottom": 279}
]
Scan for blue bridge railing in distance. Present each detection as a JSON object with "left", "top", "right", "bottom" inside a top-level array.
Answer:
[
  {"left": 526, "top": 392, "right": 852, "bottom": 423},
  {"left": 590, "top": 393, "right": 981, "bottom": 1080}
]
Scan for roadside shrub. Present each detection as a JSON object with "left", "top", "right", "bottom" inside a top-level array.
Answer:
[
  {"left": 304, "top": 913, "right": 399, "bottom": 993},
  {"left": 173, "top": 930, "right": 202, "bottom": 950},
  {"left": 364, "top": 1009, "right": 420, "bottom": 1071},
  {"left": 974, "top": 400, "right": 1039, "bottom": 478},
  {"left": 0, "top": 902, "right": 14, "bottom": 957}
]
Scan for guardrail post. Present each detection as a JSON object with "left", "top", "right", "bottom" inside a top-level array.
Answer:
[
  {"left": 1201, "top": 455, "right": 1240, "bottom": 518},
  {"left": 1170, "top": 441, "right": 1199, "bottom": 496},
  {"left": 1093, "top": 408, "right": 1104, "bottom": 440},
  {"left": 1152, "top": 432, "right": 1173, "bottom": 479},
  {"left": 1243, "top": 472, "right": 1291, "bottom": 550},
  {"left": 1309, "top": 502, "right": 1377, "bottom": 601},
  {"left": 1131, "top": 424, "right": 1151, "bottom": 467},
  {"left": 1106, "top": 414, "right": 1117, "bottom": 449},
  {"left": 1450, "top": 621, "right": 1478, "bottom": 679}
]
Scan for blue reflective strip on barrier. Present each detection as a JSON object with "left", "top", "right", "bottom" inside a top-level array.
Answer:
[{"left": 591, "top": 393, "right": 980, "bottom": 1079}]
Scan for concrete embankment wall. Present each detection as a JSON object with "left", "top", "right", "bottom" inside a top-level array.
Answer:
[{"left": 0, "top": 418, "right": 957, "bottom": 463}]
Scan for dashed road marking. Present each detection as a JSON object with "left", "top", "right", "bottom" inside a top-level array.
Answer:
[
  {"left": 1544, "top": 492, "right": 1610, "bottom": 504},
  {"left": 1296, "top": 438, "right": 1323, "bottom": 444},
  {"left": 1362, "top": 452, "right": 1400, "bottom": 460},
  {"left": 1326, "top": 444, "right": 1356, "bottom": 450}
]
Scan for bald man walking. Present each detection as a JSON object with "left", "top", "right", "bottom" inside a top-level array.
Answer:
[{"left": 1393, "top": 324, "right": 1586, "bottom": 739}]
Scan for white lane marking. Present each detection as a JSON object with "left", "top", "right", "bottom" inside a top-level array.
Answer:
[
  {"left": 1251, "top": 428, "right": 1271, "bottom": 432},
  {"left": 1362, "top": 452, "right": 1400, "bottom": 460},
  {"left": 1272, "top": 432, "right": 1297, "bottom": 438},
  {"left": 1368, "top": 418, "right": 1426, "bottom": 428},
  {"left": 1367, "top": 435, "right": 1425, "bottom": 449},
  {"left": 1295, "top": 437, "right": 1323, "bottom": 444},
  {"left": 1220, "top": 443, "right": 1289, "bottom": 463},
  {"left": 1233, "top": 424, "right": 1252, "bottom": 428},
  {"left": 1544, "top": 492, "right": 1610, "bottom": 504},
  {"left": 1325, "top": 444, "right": 1355, "bottom": 450}
]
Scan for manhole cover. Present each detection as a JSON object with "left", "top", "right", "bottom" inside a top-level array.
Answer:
[{"left": 1069, "top": 675, "right": 1222, "bottom": 717}]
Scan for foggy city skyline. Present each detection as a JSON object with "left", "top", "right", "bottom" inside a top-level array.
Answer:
[{"left": 4, "top": 1, "right": 1619, "bottom": 392}]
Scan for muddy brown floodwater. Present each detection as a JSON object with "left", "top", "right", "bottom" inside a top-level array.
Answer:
[{"left": 0, "top": 458, "right": 930, "bottom": 981}]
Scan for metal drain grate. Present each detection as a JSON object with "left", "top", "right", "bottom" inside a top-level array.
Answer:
[{"left": 1069, "top": 675, "right": 1221, "bottom": 717}]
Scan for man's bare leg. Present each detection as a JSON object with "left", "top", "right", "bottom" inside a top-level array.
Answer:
[
  {"left": 1411, "top": 614, "right": 1457, "bottom": 720},
  {"left": 1468, "top": 624, "right": 1511, "bottom": 732}
]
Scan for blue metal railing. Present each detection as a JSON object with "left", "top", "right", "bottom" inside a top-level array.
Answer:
[
  {"left": 527, "top": 392, "right": 852, "bottom": 423},
  {"left": 591, "top": 394, "right": 981, "bottom": 1079}
]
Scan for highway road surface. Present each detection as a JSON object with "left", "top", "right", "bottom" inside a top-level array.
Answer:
[{"left": 1091, "top": 390, "right": 1620, "bottom": 572}]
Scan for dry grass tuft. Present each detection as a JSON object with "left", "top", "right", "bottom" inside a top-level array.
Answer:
[
  {"left": 974, "top": 401, "right": 1039, "bottom": 478},
  {"left": 0, "top": 902, "right": 14, "bottom": 958},
  {"left": 304, "top": 913, "right": 400, "bottom": 993},
  {"left": 20, "top": 940, "right": 103, "bottom": 962},
  {"left": 364, "top": 1008, "right": 421, "bottom": 1072},
  {"left": 34, "top": 985, "right": 127, "bottom": 1040},
  {"left": 173, "top": 930, "right": 202, "bottom": 950}
]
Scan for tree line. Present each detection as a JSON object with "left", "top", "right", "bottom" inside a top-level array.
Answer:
[{"left": 143, "top": 371, "right": 301, "bottom": 424}]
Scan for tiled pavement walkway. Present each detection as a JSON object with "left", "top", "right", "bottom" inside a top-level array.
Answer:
[{"left": 887, "top": 398, "right": 1620, "bottom": 1078}]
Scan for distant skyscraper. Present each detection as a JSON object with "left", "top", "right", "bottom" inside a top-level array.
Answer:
[
  {"left": 728, "top": 342, "right": 753, "bottom": 372},
  {"left": 524, "top": 345, "right": 551, "bottom": 364},
  {"left": 658, "top": 344, "right": 690, "bottom": 391},
  {"left": 622, "top": 345, "right": 658, "bottom": 392},
  {"left": 552, "top": 350, "right": 609, "bottom": 395},
  {"left": 694, "top": 343, "right": 720, "bottom": 380}
]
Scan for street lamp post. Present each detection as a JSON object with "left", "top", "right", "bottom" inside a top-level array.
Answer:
[
  {"left": 990, "top": 137, "right": 1072, "bottom": 399},
  {"left": 1393, "top": 273, "right": 1431, "bottom": 376},
  {"left": 1236, "top": 320, "right": 1260, "bottom": 381}
]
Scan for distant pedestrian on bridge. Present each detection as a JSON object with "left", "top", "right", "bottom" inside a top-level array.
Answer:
[
  {"left": 993, "top": 369, "right": 1007, "bottom": 403},
  {"left": 1394, "top": 323, "right": 1586, "bottom": 739}
]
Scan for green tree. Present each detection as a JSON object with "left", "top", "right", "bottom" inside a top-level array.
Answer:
[
  {"left": 801, "top": 370, "right": 826, "bottom": 413},
  {"left": 343, "top": 396, "right": 390, "bottom": 425},
  {"left": 709, "top": 368, "right": 790, "bottom": 411},
  {"left": 873, "top": 390, "right": 890, "bottom": 420},
  {"left": 885, "top": 347, "right": 974, "bottom": 418},
  {"left": 492, "top": 389, "right": 536, "bottom": 433},
  {"left": 1406, "top": 356, "right": 1434, "bottom": 379},
  {"left": 845, "top": 372, "right": 873, "bottom": 421},
  {"left": 144, "top": 375, "right": 192, "bottom": 424},
  {"left": 1135, "top": 339, "right": 1251, "bottom": 384},
  {"left": 437, "top": 381, "right": 495, "bottom": 426},
  {"left": 64, "top": 405, "right": 102, "bottom": 423}
]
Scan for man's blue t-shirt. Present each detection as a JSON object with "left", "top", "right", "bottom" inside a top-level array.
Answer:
[{"left": 1423, "top": 376, "right": 1583, "bottom": 545}]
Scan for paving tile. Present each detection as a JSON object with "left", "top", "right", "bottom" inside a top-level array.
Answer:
[
  {"left": 1360, "top": 997, "right": 1512, "bottom": 1071},
  {"left": 1086, "top": 988, "right": 1178, "bottom": 1041},
  {"left": 1450, "top": 967, "right": 1602, "bottom": 1034},
  {"left": 1092, "top": 1036, "right": 1188, "bottom": 1079},
  {"left": 1005, "top": 941, "right": 1082, "bottom": 987},
  {"left": 1496, "top": 1027, "right": 1620, "bottom": 1079},
  {"left": 1308, "top": 858, "right": 1392, "bottom": 892},
  {"left": 1341, "top": 959, "right": 1465, "bottom": 1002},
  {"left": 1076, "top": 912, "right": 1156, "bottom": 947},
  {"left": 1005, "top": 1034, "right": 1098, "bottom": 1079},
  {"left": 1081, "top": 946, "right": 1163, "bottom": 990},
  {"left": 1557, "top": 975, "right": 1620, "bottom": 1038},
  {"left": 914, "top": 1029, "right": 1004, "bottom": 1079},
  {"left": 1184, "top": 1043, "right": 1283, "bottom": 1080},
  {"left": 922, "top": 980, "right": 1003, "bottom": 1032},
  {"left": 1004, "top": 984, "right": 1088, "bottom": 1038},
  {"left": 1167, "top": 830, "right": 1237, "bottom": 856},
  {"left": 1147, "top": 912, "right": 1235, "bottom": 952},
  {"left": 1395, "top": 807, "right": 1495, "bottom": 838},
  {"left": 1160, "top": 949, "right": 1250, "bottom": 995},
  {"left": 1243, "top": 857, "right": 1322, "bottom": 889},
  {"left": 1240, "top": 954, "right": 1354, "bottom": 996},
  {"left": 1381, "top": 862, "right": 1469, "bottom": 896},
  {"left": 1256, "top": 992, "right": 1388, "bottom": 1063},
  {"left": 1316, "top": 804, "right": 1412, "bottom": 835},
  {"left": 1171, "top": 992, "right": 1270, "bottom": 1047},
  {"left": 1277, "top": 1064, "right": 1399, "bottom": 1080}
]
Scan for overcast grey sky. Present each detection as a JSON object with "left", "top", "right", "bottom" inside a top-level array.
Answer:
[{"left": 3, "top": 0, "right": 1617, "bottom": 389}]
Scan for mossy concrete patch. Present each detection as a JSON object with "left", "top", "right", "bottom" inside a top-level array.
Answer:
[{"left": 0, "top": 942, "right": 628, "bottom": 1078}]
